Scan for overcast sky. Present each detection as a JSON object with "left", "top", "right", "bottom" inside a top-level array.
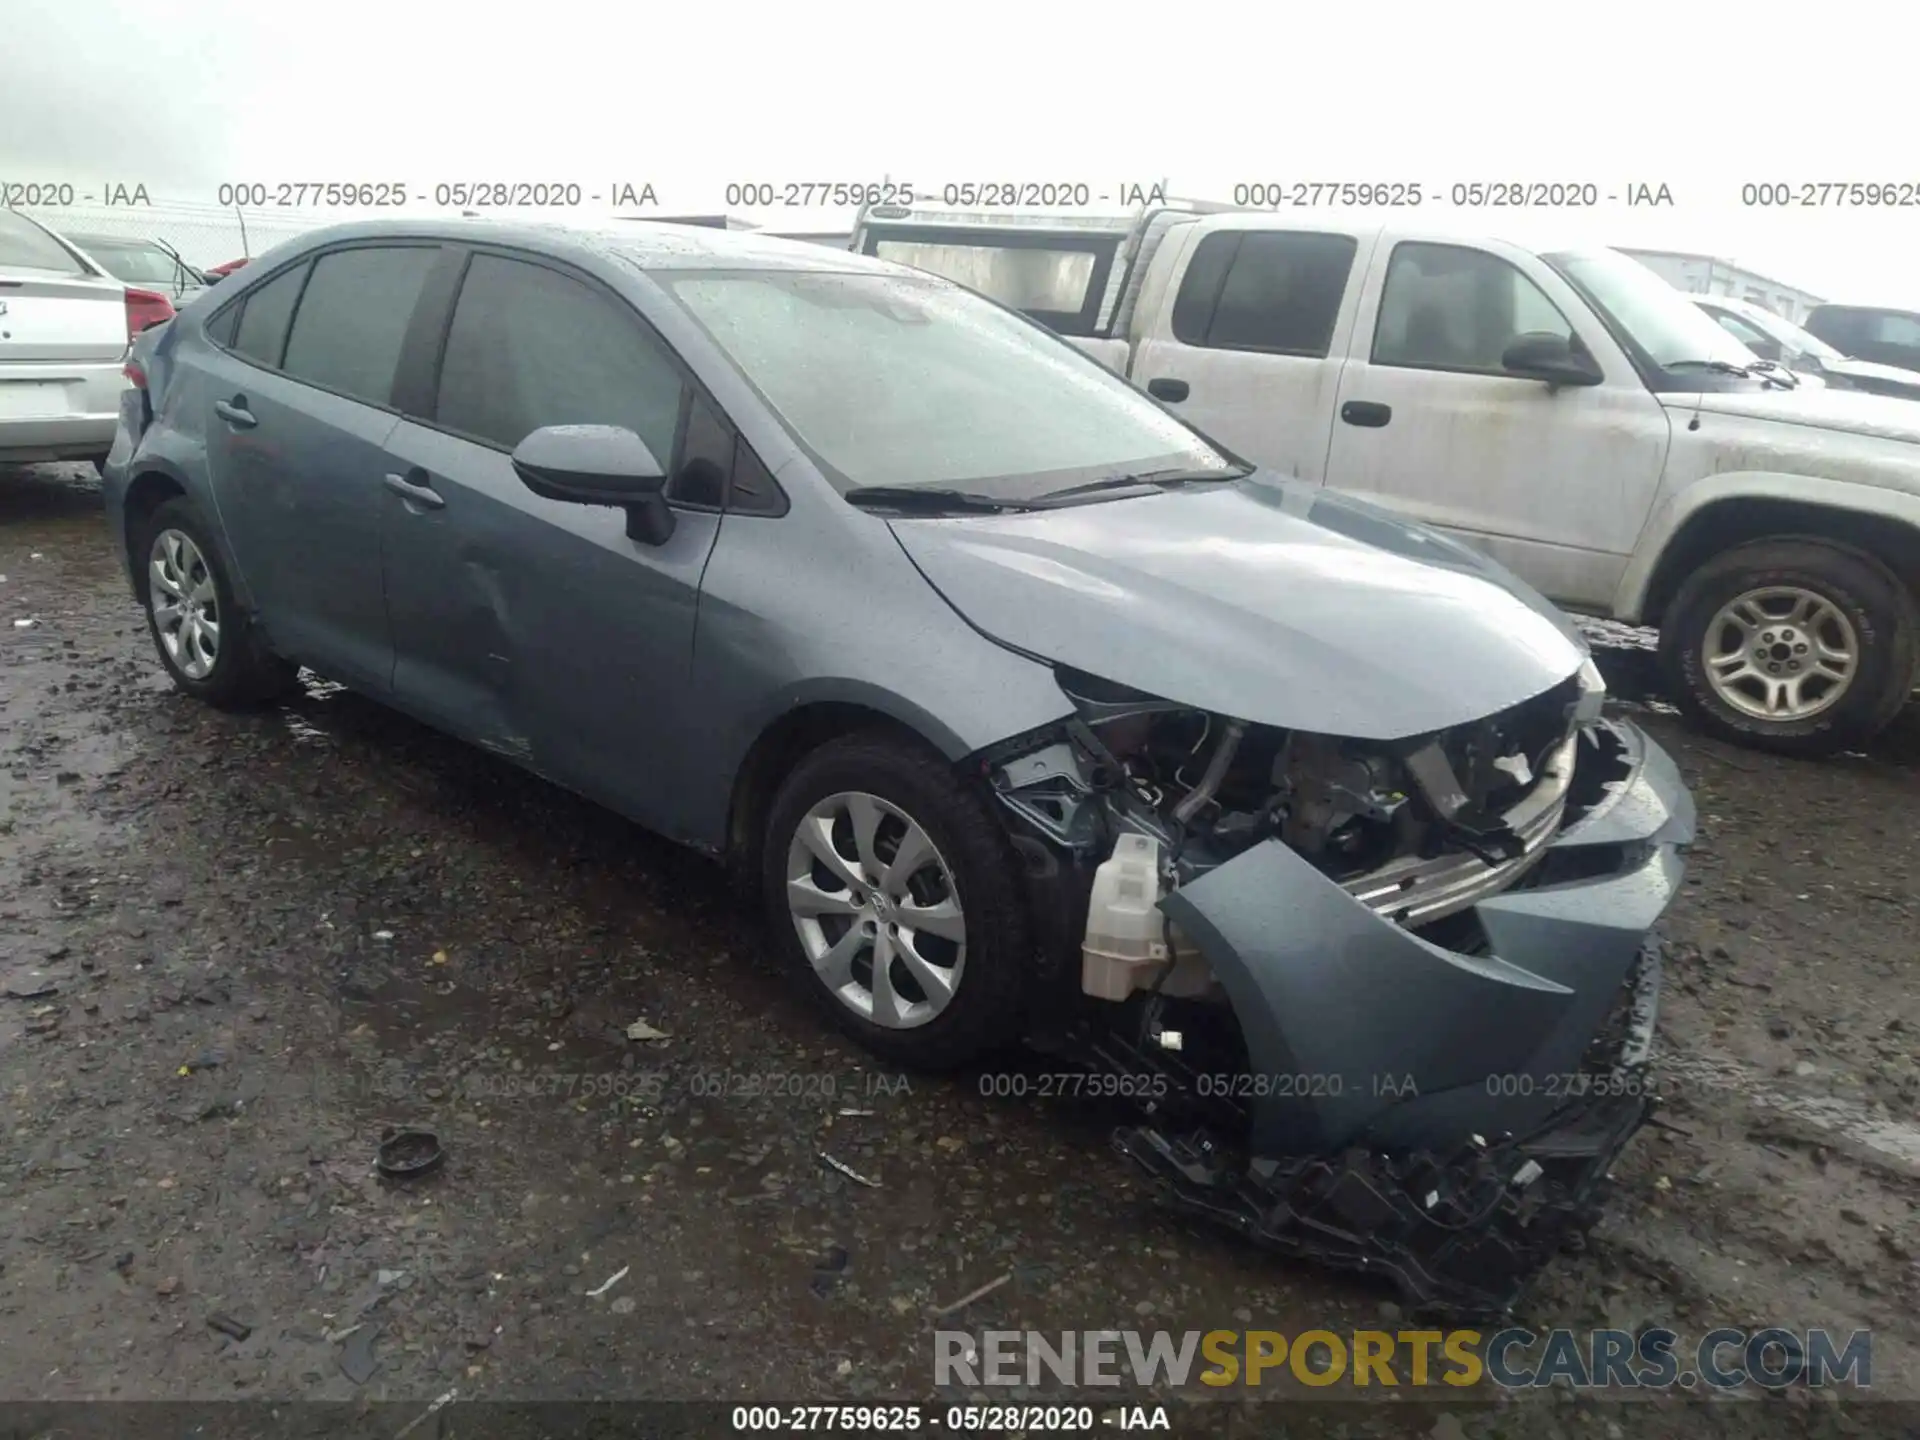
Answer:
[{"left": 7, "top": 0, "right": 1915, "bottom": 306}]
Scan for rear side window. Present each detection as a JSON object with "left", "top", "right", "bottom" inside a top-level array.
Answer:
[
  {"left": 433, "top": 253, "right": 685, "bottom": 463},
  {"left": 0, "top": 211, "right": 88, "bottom": 275},
  {"left": 229, "top": 261, "right": 309, "bottom": 367},
  {"left": 1171, "top": 231, "right": 1357, "bottom": 357},
  {"left": 1869, "top": 312, "right": 1920, "bottom": 347},
  {"left": 280, "top": 246, "right": 439, "bottom": 407}
]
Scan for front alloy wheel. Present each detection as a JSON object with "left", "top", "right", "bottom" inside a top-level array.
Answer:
[
  {"left": 1700, "top": 585, "right": 1857, "bottom": 722},
  {"left": 1662, "top": 538, "right": 1917, "bottom": 757},
  {"left": 785, "top": 791, "right": 968, "bottom": 1029},
  {"left": 760, "top": 732, "right": 1030, "bottom": 1069}
]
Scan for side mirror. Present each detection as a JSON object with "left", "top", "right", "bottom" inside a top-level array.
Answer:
[
  {"left": 511, "top": 424, "right": 676, "bottom": 545},
  {"left": 1500, "top": 332, "right": 1603, "bottom": 388}
]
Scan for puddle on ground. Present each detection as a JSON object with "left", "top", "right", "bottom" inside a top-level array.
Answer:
[{"left": 1660, "top": 1049, "right": 1920, "bottom": 1172}]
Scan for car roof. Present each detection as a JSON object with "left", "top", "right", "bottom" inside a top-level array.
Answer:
[
  {"left": 1807, "top": 302, "right": 1920, "bottom": 319},
  {"left": 269, "top": 215, "right": 902, "bottom": 277},
  {"left": 1693, "top": 294, "right": 1762, "bottom": 317}
]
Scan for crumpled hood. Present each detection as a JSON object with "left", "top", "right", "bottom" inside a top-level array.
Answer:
[
  {"left": 890, "top": 475, "right": 1586, "bottom": 739},
  {"left": 1669, "top": 384, "right": 1920, "bottom": 445}
]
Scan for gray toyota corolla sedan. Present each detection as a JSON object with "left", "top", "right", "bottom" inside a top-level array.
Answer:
[{"left": 102, "top": 218, "right": 1694, "bottom": 1314}]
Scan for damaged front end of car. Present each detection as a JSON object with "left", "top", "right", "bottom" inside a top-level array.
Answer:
[{"left": 978, "top": 657, "right": 1694, "bottom": 1319}]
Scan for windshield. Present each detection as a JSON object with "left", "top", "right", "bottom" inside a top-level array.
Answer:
[
  {"left": 655, "top": 268, "right": 1234, "bottom": 498},
  {"left": 1543, "top": 249, "right": 1758, "bottom": 371},
  {"left": 1736, "top": 305, "right": 1845, "bottom": 363},
  {"left": 70, "top": 236, "right": 191, "bottom": 286}
]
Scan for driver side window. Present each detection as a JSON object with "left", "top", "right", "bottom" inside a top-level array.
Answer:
[{"left": 1372, "top": 242, "right": 1577, "bottom": 375}]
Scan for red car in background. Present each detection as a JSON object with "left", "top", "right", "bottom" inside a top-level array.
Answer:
[{"left": 203, "top": 258, "right": 249, "bottom": 282}]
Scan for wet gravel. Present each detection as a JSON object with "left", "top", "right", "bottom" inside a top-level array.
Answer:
[{"left": 2, "top": 463, "right": 1917, "bottom": 1437}]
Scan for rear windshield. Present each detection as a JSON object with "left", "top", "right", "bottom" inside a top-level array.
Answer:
[
  {"left": 0, "top": 210, "right": 89, "bottom": 276},
  {"left": 68, "top": 236, "right": 185, "bottom": 285}
]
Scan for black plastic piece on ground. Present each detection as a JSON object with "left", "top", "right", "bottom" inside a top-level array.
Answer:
[{"left": 376, "top": 1129, "right": 444, "bottom": 1178}]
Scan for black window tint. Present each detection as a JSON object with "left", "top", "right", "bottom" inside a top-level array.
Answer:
[
  {"left": 1170, "top": 233, "right": 1238, "bottom": 346},
  {"left": 435, "top": 254, "right": 684, "bottom": 461},
  {"left": 728, "top": 439, "right": 788, "bottom": 517},
  {"left": 230, "top": 261, "right": 309, "bottom": 368},
  {"left": 1373, "top": 242, "right": 1573, "bottom": 373},
  {"left": 280, "top": 246, "right": 438, "bottom": 406},
  {"left": 671, "top": 394, "right": 729, "bottom": 508},
  {"left": 204, "top": 301, "right": 240, "bottom": 348},
  {"left": 1204, "top": 232, "right": 1357, "bottom": 356}
]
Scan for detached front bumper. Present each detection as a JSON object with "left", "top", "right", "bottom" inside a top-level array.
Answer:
[
  {"left": 1159, "top": 716, "right": 1691, "bottom": 1157},
  {"left": 1116, "top": 718, "right": 1692, "bottom": 1315}
]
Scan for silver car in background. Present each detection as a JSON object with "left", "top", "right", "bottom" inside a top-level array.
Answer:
[
  {"left": 65, "top": 232, "right": 208, "bottom": 307},
  {"left": 0, "top": 209, "right": 133, "bottom": 470},
  {"left": 1694, "top": 294, "right": 1920, "bottom": 400}
]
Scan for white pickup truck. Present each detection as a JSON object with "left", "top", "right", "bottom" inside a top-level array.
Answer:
[{"left": 852, "top": 203, "right": 1920, "bottom": 757}]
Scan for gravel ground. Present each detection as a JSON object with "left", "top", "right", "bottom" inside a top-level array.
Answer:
[{"left": 2, "top": 463, "right": 1917, "bottom": 1438}]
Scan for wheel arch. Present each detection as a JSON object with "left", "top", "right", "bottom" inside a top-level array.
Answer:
[
  {"left": 121, "top": 467, "right": 189, "bottom": 594},
  {"left": 1623, "top": 480, "right": 1920, "bottom": 628},
  {"left": 722, "top": 691, "right": 979, "bottom": 880}
]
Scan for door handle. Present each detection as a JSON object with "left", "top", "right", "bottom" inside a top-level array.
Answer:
[
  {"left": 213, "top": 397, "right": 257, "bottom": 429},
  {"left": 383, "top": 471, "right": 445, "bottom": 510},
  {"left": 1340, "top": 400, "right": 1392, "bottom": 428},
  {"left": 1147, "top": 377, "right": 1190, "bottom": 402}
]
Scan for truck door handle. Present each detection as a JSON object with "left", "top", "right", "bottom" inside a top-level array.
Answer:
[
  {"left": 213, "top": 397, "right": 256, "bottom": 429},
  {"left": 383, "top": 470, "right": 445, "bottom": 510},
  {"left": 1340, "top": 400, "right": 1392, "bottom": 428},
  {"left": 1147, "top": 377, "right": 1190, "bottom": 402}
]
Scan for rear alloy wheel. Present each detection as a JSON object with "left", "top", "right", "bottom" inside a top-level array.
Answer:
[
  {"left": 1661, "top": 539, "right": 1917, "bottom": 757},
  {"left": 149, "top": 527, "right": 222, "bottom": 681},
  {"left": 762, "top": 733, "right": 1030, "bottom": 1069},
  {"left": 138, "top": 496, "right": 300, "bottom": 708}
]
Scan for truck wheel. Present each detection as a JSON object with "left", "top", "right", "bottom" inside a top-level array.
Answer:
[
  {"left": 137, "top": 496, "right": 301, "bottom": 709},
  {"left": 1660, "top": 539, "right": 1917, "bottom": 757},
  {"left": 761, "top": 732, "right": 1031, "bottom": 1070}
]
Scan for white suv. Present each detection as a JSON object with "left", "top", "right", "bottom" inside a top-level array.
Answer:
[{"left": 0, "top": 209, "right": 136, "bottom": 471}]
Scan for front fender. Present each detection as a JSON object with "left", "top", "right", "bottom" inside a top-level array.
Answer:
[{"left": 1615, "top": 470, "right": 1920, "bottom": 622}]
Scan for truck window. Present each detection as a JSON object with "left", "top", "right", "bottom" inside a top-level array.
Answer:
[
  {"left": 1170, "top": 231, "right": 1356, "bottom": 358},
  {"left": 1372, "top": 241, "right": 1574, "bottom": 375},
  {"left": 866, "top": 232, "right": 1115, "bottom": 335},
  {"left": 1167, "top": 231, "right": 1351, "bottom": 359},
  {"left": 1868, "top": 311, "right": 1920, "bottom": 348}
]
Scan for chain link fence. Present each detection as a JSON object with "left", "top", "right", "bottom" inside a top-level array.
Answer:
[{"left": 18, "top": 200, "right": 343, "bottom": 270}]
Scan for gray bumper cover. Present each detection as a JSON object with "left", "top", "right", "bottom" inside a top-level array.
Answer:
[{"left": 1160, "top": 718, "right": 1694, "bottom": 1158}]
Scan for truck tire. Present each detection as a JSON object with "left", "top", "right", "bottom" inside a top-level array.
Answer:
[
  {"left": 1660, "top": 538, "right": 1917, "bottom": 758},
  {"left": 762, "top": 731, "right": 1031, "bottom": 1070}
]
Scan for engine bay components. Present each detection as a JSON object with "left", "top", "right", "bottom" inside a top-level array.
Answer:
[{"left": 981, "top": 666, "right": 1694, "bottom": 1317}]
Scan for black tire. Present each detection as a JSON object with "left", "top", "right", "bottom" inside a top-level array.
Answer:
[
  {"left": 135, "top": 496, "right": 301, "bottom": 709},
  {"left": 761, "top": 731, "right": 1031, "bottom": 1070},
  {"left": 1659, "top": 538, "right": 1917, "bottom": 758}
]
